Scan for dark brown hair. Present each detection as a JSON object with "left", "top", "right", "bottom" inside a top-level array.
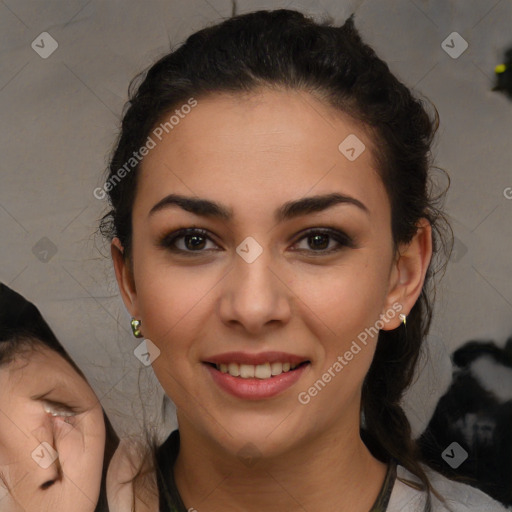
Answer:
[{"left": 100, "top": 8, "right": 451, "bottom": 509}]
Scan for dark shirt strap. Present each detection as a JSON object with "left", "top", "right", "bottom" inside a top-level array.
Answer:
[
  {"left": 156, "top": 430, "right": 397, "bottom": 512},
  {"left": 368, "top": 460, "right": 397, "bottom": 512}
]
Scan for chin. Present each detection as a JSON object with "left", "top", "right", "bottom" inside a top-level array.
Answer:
[{"left": 205, "top": 411, "right": 306, "bottom": 460}]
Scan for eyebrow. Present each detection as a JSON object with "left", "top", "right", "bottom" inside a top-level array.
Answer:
[
  {"left": 148, "top": 192, "right": 369, "bottom": 222},
  {"left": 31, "top": 388, "right": 82, "bottom": 409},
  {"left": 30, "top": 387, "right": 65, "bottom": 402},
  {"left": 31, "top": 386, "right": 76, "bottom": 402}
]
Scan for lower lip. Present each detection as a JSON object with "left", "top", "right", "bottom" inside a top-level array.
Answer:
[{"left": 204, "top": 363, "right": 310, "bottom": 400}]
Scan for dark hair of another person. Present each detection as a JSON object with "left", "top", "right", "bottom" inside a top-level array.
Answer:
[
  {"left": 0, "top": 283, "right": 119, "bottom": 512},
  {"left": 99, "top": 8, "right": 452, "bottom": 509}
]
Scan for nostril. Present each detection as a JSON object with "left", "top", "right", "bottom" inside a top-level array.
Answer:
[{"left": 40, "top": 480, "right": 56, "bottom": 490}]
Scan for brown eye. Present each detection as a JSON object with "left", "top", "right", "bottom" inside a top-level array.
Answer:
[
  {"left": 291, "top": 228, "right": 355, "bottom": 253},
  {"left": 183, "top": 234, "right": 207, "bottom": 250},
  {"left": 159, "top": 228, "right": 220, "bottom": 254},
  {"left": 307, "top": 233, "right": 330, "bottom": 250}
]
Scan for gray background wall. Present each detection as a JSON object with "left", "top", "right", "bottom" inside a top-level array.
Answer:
[{"left": 1, "top": 0, "right": 511, "bottom": 439}]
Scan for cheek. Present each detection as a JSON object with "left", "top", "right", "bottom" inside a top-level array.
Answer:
[
  {"left": 0, "top": 420, "right": 22, "bottom": 465},
  {"left": 0, "top": 483, "right": 11, "bottom": 510},
  {"left": 59, "top": 408, "right": 105, "bottom": 461},
  {"left": 57, "top": 410, "right": 106, "bottom": 498},
  {"left": 0, "top": 407, "right": 42, "bottom": 465},
  {"left": 291, "top": 255, "right": 390, "bottom": 340},
  {"left": 289, "top": 255, "right": 391, "bottom": 396},
  {"left": 133, "top": 255, "right": 225, "bottom": 400},
  {"left": 135, "top": 259, "right": 220, "bottom": 344}
]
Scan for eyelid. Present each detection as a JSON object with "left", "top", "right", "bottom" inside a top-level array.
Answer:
[
  {"left": 159, "top": 226, "right": 355, "bottom": 254},
  {"left": 158, "top": 227, "right": 222, "bottom": 252},
  {"left": 291, "top": 227, "right": 356, "bottom": 250},
  {"left": 43, "top": 400, "right": 81, "bottom": 417}
]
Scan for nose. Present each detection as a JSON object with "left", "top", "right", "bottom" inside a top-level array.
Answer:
[
  {"left": 30, "top": 425, "right": 62, "bottom": 491},
  {"left": 218, "top": 245, "right": 292, "bottom": 334}
]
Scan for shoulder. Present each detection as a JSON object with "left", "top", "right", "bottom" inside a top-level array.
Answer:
[{"left": 387, "top": 464, "right": 509, "bottom": 512}]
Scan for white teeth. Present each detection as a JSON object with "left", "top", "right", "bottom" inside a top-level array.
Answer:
[
  {"left": 228, "top": 363, "right": 240, "bottom": 377},
  {"left": 215, "top": 361, "right": 303, "bottom": 379},
  {"left": 239, "top": 364, "right": 255, "bottom": 378},
  {"left": 271, "top": 362, "right": 283, "bottom": 375},
  {"left": 254, "top": 362, "right": 271, "bottom": 379}
]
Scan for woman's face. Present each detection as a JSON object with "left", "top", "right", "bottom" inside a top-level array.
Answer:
[
  {"left": 0, "top": 344, "right": 106, "bottom": 511},
  {"left": 114, "top": 89, "right": 429, "bottom": 457}
]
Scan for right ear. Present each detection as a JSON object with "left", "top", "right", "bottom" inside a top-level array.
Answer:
[{"left": 111, "top": 238, "right": 139, "bottom": 318}]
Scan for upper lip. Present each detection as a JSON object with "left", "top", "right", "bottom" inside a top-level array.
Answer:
[{"left": 204, "top": 351, "right": 309, "bottom": 366}]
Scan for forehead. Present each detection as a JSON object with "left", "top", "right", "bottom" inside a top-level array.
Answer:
[{"left": 136, "top": 88, "right": 389, "bottom": 219}]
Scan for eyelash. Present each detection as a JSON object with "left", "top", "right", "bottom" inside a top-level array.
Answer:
[
  {"left": 158, "top": 227, "right": 355, "bottom": 256},
  {"left": 43, "top": 400, "right": 80, "bottom": 425}
]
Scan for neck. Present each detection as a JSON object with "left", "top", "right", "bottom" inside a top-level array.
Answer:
[{"left": 173, "top": 413, "right": 388, "bottom": 512}]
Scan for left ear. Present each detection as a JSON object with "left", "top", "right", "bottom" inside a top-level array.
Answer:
[{"left": 381, "top": 218, "right": 433, "bottom": 330}]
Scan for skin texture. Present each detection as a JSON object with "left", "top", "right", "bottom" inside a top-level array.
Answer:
[
  {"left": 106, "top": 438, "right": 157, "bottom": 512},
  {"left": 0, "top": 344, "right": 106, "bottom": 512},
  {"left": 112, "top": 88, "right": 432, "bottom": 512}
]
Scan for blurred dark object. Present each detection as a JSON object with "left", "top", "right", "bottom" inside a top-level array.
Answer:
[
  {"left": 418, "top": 336, "right": 512, "bottom": 507},
  {"left": 493, "top": 48, "right": 512, "bottom": 99}
]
